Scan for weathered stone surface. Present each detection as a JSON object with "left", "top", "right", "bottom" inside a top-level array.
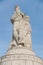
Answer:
[
  {"left": 6, "top": 47, "right": 35, "bottom": 55},
  {"left": 10, "top": 6, "right": 32, "bottom": 49},
  {"left": 0, "top": 47, "right": 43, "bottom": 65},
  {"left": 1, "top": 49, "right": 43, "bottom": 65}
]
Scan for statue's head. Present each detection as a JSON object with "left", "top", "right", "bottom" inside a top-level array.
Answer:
[{"left": 15, "top": 5, "right": 20, "bottom": 11}]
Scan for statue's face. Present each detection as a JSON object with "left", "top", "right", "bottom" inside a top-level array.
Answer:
[
  {"left": 15, "top": 6, "right": 19, "bottom": 11},
  {"left": 15, "top": 6, "right": 20, "bottom": 13}
]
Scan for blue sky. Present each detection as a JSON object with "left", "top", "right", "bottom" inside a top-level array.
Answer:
[{"left": 0, "top": 0, "right": 43, "bottom": 59}]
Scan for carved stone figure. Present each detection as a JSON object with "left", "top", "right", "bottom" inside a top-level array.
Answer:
[{"left": 11, "top": 6, "right": 32, "bottom": 49}]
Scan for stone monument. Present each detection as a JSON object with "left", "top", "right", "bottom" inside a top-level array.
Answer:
[
  {"left": 10, "top": 6, "right": 32, "bottom": 49},
  {"left": 0, "top": 6, "right": 43, "bottom": 65}
]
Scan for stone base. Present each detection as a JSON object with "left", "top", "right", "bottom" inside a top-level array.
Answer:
[
  {"left": 6, "top": 47, "right": 35, "bottom": 55},
  {"left": 0, "top": 47, "right": 43, "bottom": 65}
]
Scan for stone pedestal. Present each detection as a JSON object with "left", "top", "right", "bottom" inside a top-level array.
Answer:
[{"left": 1, "top": 47, "right": 43, "bottom": 65}]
